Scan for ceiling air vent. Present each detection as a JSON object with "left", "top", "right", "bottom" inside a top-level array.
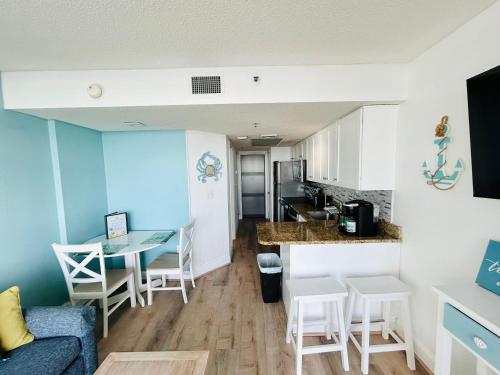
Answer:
[
  {"left": 191, "top": 76, "right": 221, "bottom": 94},
  {"left": 251, "top": 138, "right": 283, "bottom": 147}
]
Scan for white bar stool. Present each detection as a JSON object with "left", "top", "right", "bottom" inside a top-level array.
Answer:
[
  {"left": 285, "top": 277, "right": 349, "bottom": 375},
  {"left": 345, "top": 275, "right": 416, "bottom": 374}
]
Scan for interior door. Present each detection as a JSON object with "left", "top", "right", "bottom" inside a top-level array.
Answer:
[{"left": 241, "top": 154, "right": 266, "bottom": 218}]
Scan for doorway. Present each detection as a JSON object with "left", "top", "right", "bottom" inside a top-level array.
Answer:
[{"left": 240, "top": 154, "right": 266, "bottom": 218}]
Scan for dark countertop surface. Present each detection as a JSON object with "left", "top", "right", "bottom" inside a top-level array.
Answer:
[{"left": 259, "top": 199, "right": 401, "bottom": 245}]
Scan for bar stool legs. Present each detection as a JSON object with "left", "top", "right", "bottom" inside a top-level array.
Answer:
[
  {"left": 336, "top": 299, "right": 350, "bottom": 371},
  {"left": 345, "top": 276, "right": 416, "bottom": 375},
  {"left": 361, "top": 299, "right": 371, "bottom": 374},
  {"left": 285, "top": 277, "right": 350, "bottom": 375},
  {"left": 402, "top": 296, "right": 416, "bottom": 370}
]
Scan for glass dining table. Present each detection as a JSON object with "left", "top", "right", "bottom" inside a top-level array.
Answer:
[{"left": 85, "top": 230, "right": 176, "bottom": 307}]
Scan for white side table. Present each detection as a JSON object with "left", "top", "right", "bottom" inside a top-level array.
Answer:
[{"left": 433, "top": 284, "right": 500, "bottom": 375}]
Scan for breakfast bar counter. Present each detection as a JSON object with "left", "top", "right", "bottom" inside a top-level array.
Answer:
[
  {"left": 256, "top": 220, "right": 401, "bottom": 245},
  {"left": 256, "top": 212, "right": 403, "bottom": 332}
]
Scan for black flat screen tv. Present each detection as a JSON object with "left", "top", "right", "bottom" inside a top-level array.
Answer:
[{"left": 466, "top": 64, "right": 500, "bottom": 199}]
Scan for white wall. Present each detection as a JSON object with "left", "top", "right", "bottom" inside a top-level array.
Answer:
[
  {"left": 394, "top": 2, "right": 500, "bottom": 373},
  {"left": 227, "top": 140, "right": 239, "bottom": 253},
  {"left": 1, "top": 64, "right": 407, "bottom": 109},
  {"left": 186, "top": 130, "right": 231, "bottom": 276},
  {"left": 269, "top": 147, "right": 292, "bottom": 221}
]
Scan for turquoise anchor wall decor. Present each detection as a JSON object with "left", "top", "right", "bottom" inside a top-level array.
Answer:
[
  {"left": 196, "top": 151, "right": 223, "bottom": 183},
  {"left": 422, "top": 115, "right": 464, "bottom": 190}
]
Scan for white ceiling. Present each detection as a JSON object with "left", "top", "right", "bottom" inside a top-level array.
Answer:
[
  {"left": 23, "top": 102, "right": 368, "bottom": 148},
  {"left": 0, "top": 0, "right": 495, "bottom": 71}
]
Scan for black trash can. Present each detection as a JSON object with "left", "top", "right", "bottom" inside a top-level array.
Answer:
[{"left": 257, "top": 253, "right": 282, "bottom": 303}]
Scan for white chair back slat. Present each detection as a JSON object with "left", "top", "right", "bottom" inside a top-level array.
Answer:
[
  {"left": 52, "top": 243, "right": 107, "bottom": 295},
  {"left": 177, "top": 220, "right": 195, "bottom": 268}
]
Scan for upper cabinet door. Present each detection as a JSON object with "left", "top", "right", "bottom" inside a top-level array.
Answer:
[
  {"left": 294, "top": 105, "right": 397, "bottom": 189},
  {"left": 359, "top": 105, "right": 398, "bottom": 190},
  {"left": 298, "top": 142, "right": 304, "bottom": 160},
  {"left": 338, "top": 109, "right": 362, "bottom": 189},
  {"left": 327, "top": 124, "right": 339, "bottom": 183},
  {"left": 319, "top": 129, "right": 329, "bottom": 182},
  {"left": 306, "top": 137, "right": 315, "bottom": 180},
  {"left": 313, "top": 133, "right": 321, "bottom": 181}
]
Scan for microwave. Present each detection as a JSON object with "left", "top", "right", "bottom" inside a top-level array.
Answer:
[{"left": 292, "top": 160, "right": 306, "bottom": 182}]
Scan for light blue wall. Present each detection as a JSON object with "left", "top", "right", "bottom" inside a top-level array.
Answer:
[
  {"left": 0, "top": 83, "right": 67, "bottom": 306},
  {"left": 1, "top": 81, "right": 190, "bottom": 302},
  {"left": 102, "top": 130, "right": 190, "bottom": 264},
  {"left": 54, "top": 121, "right": 108, "bottom": 244}
]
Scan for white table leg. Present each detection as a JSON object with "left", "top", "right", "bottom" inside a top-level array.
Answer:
[
  {"left": 475, "top": 360, "right": 491, "bottom": 375},
  {"left": 434, "top": 300, "right": 452, "bottom": 375},
  {"left": 125, "top": 253, "right": 145, "bottom": 307}
]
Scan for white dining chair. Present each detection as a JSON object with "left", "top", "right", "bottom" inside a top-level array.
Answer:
[
  {"left": 146, "top": 220, "right": 195, "bottom": 305},
  {"left": 52, "top": 242, "right": 136, "bottom": 338}
]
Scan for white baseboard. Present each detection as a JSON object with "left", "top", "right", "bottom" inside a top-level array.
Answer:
[
  {"left": 394, "top": 323, "right": 434, "bottom": 373},
  {"left": 194, "top": 254, "right": 231, "bottom": 278},
  {"left": 140, "top": 254, "right": 231, "bottom": 281}
]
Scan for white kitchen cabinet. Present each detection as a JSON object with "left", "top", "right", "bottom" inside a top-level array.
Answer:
[
  {"left": 297, "top": 142, "right": 304, "bottom": 160},
  {"left": 337, "top": 105, "right": 398, "bottom": 190},
  {"left": 299, "top": 105, "right": 397, "bottom": 189},
  {"left": 305, "top": 137, "right": 315, "bottom": 180},
  {"left": 313, "top": 132, "right": 321, "bottom": 181},
  {"left": 327, "top": 124, "right": 339, "bottom": 183},
  {"left": 337, "top": 110, "right": 361, "bottom": 189},
  {"left": 292, "top": 142, "right": 304, "bottom": 160},
  {"left": 318, "top": 128, "right": 329, "bottom": 182}
]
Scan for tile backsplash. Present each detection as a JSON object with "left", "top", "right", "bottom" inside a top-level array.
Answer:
[{"left": 307, "top": 183, "right": 393, "bottom": 222}]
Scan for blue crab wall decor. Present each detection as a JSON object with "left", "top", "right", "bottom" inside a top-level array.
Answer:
[{"left": 197, "top": 151, "right": 223, "bottom": 183}]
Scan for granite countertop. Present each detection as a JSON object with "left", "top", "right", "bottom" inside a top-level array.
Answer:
[{"left": 258, "top": 200, "right": 401, "bottom": 245}]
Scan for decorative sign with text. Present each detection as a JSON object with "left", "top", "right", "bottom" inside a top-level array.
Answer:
[{"left": 476, "top": 240, "right": 500, "bottom": 296}]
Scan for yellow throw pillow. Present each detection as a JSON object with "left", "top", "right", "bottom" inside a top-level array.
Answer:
[{"left": 0, "top": 286, "right": 34, "bottom": 351}]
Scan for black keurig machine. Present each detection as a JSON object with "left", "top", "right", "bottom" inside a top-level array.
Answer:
[{"left": 339, "top": 200, "right": 378, "bottom": 236}]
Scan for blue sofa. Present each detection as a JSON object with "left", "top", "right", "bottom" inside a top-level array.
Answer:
[{"left": 0, "top": 306, "right": 97, "bottom": 375}]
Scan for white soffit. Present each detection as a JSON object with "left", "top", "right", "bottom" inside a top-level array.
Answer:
[{"left": 21, "top": 101, "right": 371, "bottom": 148}]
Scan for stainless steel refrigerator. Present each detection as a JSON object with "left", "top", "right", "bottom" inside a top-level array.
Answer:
[{"left": 273, "top": 161, "right": 306, "bottom": 221}]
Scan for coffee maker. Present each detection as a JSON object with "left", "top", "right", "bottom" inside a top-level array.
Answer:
[{"left": 339, "top": 200, "right": 378, "bottom": 236}]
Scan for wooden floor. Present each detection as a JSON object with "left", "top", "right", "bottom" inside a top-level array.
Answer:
[{"left": 98, "top": 219, "right": 430, "bottom": 375}]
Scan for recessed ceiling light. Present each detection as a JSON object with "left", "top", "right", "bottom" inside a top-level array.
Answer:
[
  {"left": 124, "top": 121, "right": 146, "bottom": 128},
  {"left": 260, "top": 134, "right": 278, "bottom": 139},
  {"left": 237, "top": 136, "right": 248, "bottom": 140}
]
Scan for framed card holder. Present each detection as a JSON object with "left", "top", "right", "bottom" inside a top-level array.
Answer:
[{"left": 105, "top": 212, "right": 128, "bottom": 239}]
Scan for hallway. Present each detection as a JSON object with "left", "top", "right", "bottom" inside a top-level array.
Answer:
[{"left": 98, "top": 219, "right": 429, "bottom": 375}]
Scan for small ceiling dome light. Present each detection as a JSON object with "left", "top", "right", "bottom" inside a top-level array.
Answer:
[
  {"left": 237, "top": 136, "right": 249, "bottom": 140},
  {"left": 87, "top": 83, "right": 103, "bottom": 99}
]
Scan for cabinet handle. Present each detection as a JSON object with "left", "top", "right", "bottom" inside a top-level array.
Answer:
[{"left": 473, "top": 336, "right": 487, "bottom": 350}]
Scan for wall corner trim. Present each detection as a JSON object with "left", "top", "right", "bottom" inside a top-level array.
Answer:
[{"left": 48, "top": 120, "right": 67, "bottom": 244}]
